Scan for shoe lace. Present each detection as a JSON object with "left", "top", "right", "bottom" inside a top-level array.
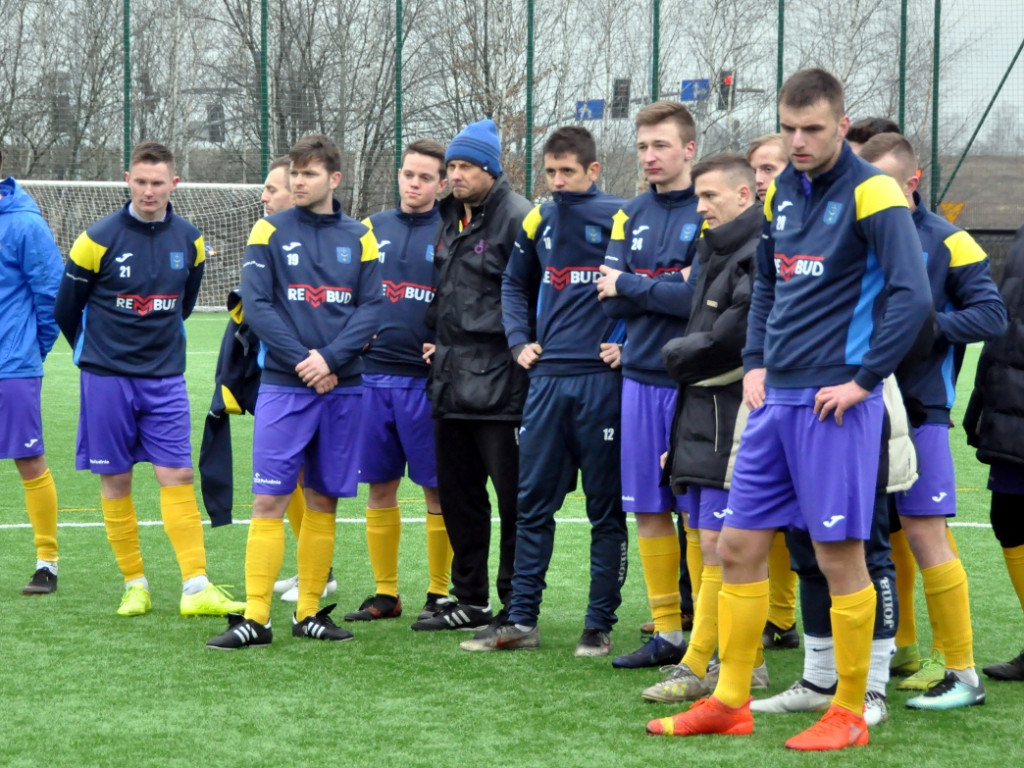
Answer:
[
  {"left": 209, "top": 583, "right": 241, "bottom": 601},
  {"left": 923, "top": 673, "right": 956, "bottom": 696},
  {"left": 864, "top": 690, "right": 886, "bottom": 705}
]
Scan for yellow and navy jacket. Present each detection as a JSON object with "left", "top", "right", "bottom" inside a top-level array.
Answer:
[
  {"left": 746, "top": 144, "right": 931, "bottom": 390},
  {"left": 898, "top": 192, "right": 1006, "bottom": 423},
  {"left": 0, "top": 177, "right": 63, "bottom": 379},
  {"left": 54, "top": 202, "right": 204, "bottom": 377},
  {"left": 241, "top": 199, "right": 382, "bottom": 388},
  {"left": 602, "top": 184, "right": 702, "bottom": 387},
  {"left": 502, "top": 185, "right": 626, "bottom": 376},
  {"left": 361, "top": 205, "right": 440, "bottom": 378}
]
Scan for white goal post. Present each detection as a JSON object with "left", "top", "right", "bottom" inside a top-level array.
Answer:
[{"left": 21, "top": 180, "right": 264, "bottom": 312}]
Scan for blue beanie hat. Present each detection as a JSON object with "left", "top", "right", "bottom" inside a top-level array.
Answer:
[{"left": 445, "top": 118, "right": 503, "bottom": 178}]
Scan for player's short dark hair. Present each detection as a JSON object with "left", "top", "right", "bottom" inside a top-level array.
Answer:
[
  {"left": 747, "top": 133, "right": 785, "bottom": 161},
  {"left": 269, "top": 156, "right": 291, "bottom": 174},
  {"left": 542, "top": 126, "right": 597, "bottom": 168},
  {"left": 847, "top": 117, "right": 901, "bottom": 146},
  {"left": 289, "top": 134, "right": 342, "bottom": 175},
  {"left": 636, "top": 101, "right": 697, "bottom": 145},
  {"left": 402, "top": 139, "right": 447, "bottom": 179},
  {"left": 692, "top": 152, "right": 756, "bottom": 189},
  {"left": 858, "top": 132, "right": 918, "bottom": 178},
  {"left": 130, "top": 141, "right": 175, "bottom": 170},
  {"left": 778, "top": 68, "right": 845, "bottom": 120}
]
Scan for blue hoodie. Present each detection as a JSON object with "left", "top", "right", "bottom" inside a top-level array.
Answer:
[{"left": 0, "top": 177, "right": 63, "bottom": 379}]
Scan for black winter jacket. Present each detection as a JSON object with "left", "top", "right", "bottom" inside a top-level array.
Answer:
[
  {"left": 426, "top": 176, "right": 532, "bottom": 419},
  {"left": 662, "top": 204, "right": 761, "bottom": 492},
  {"left": 964, "top": 225, "right": 1024, "bottom": 467}
]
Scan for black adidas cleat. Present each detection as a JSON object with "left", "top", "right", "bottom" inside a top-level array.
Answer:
[
  {"left": 292, "top": 604, "right": 354, "bottom": 641},
  {"left": 762, "top": 620, "right": 800, "bottom": 650},
  {"left": 418, "top": 593, "right": 455, "bottom": 620},
  {"left": 206, "top": 613, "right": 273, "bottom": 650},
  {"left": 410, "top": 601, "right": 492, "bottom": 631},
  {"left": 23, "top": 567, "right": 57, "bottom": 595}
]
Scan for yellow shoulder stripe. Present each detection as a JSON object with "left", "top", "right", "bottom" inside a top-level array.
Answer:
[
  {"left": 763, "top": 182, "right": 777, "bottom": 222},
  {"left": 247, "top": 218, "right": 276, "bottom": 247},
  {"left": 610, "top": 209, "right": 629, "bottom": 241},
  {"left": 228, "top": 301, "right": 244, "bottom": 325},
  {"left": 522, "top": 205, "right": 543, "bottom": 239},
  {"left": 68, "top": 232, "right": 107, "bottom": 273},
  {"left": 945, "top": 229, "right": 987, "bottom": 268},
  {"left": 194, "top": 235, "right": 206, "bottom": 266},
  {"left": 221, "top": 385, "right": 243, "bottom": 416},
  {"left": 855, "top": 174, "right": 908, "bottom": 220},
  {"left": 360, "top": 229, "right": 379, "bottom": 262},
  {"left": 361, "top": 217, "right": 372, "bottom": 229}
]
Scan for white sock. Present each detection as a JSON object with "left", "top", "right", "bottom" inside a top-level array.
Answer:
[
  {"left": 868, "top": 637, "right": 895, "bottom": 694},
  {"left": 660, "top": 630, "right": 685, "bottom": 646},
  {"left": 37, "top": 559, "right": 57, "bottom": 575},
  {"left": 125, "top": 576, "right": 149, "bottom": 590},
  {"left": 951, "top": 666, "right": 980, "bottom": 687},
  {"left": 182, "top": 574, "right": 209, "bottom": 595},
  {"left": 803, "top": 633, "right": 837, "bottom": 690},
  {"left": 514, "top": 623, "right": 535, "bottom": 633}
]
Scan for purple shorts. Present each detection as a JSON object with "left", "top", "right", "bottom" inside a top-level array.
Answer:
[
  {"left": 357, "top": 375, "right": 436, "bottom": 487},
  {"left": 252, "top": 383, "right": 362, "bottom": 499},
  {"left": 621, "top": 378, "right": 684, "bottom": 513},
  {"left": 686, "top": 485, "right": 731, "bottom": 532},
  {"left": 0, "top": 378, "right": 44, "bottom": 459},
  {"left": 75, "top": 372, "right": 192, "bottom": 473},
  {"left": 895, "top": 423, "right": 956, "bottom": 517},
  {"left": 989, "top": 462, "right": 1024, "bottom": 495},
  {"left": 725, "top": 386, "right": 883, "bottom": 542}
]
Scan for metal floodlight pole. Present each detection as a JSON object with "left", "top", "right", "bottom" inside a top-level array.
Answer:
[
  {"left": 260, "top": 0, "right": 269, "bottom": 177},
  {"left": 526, "top": 0, "right": 534, "bottom": 198},
  {"left": 395, "top": 0, "right": 403, "bottom": 204},
  {"left": 123, "top": 0, "right": 131, "bottom": 169}
]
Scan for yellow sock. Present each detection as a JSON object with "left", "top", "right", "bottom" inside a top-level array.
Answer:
[
  {"left": 713, "top": 579, "right": 769, "bottom": 707},
  {"left": 244, "top": 517, "right": 285, "bottom": 624},
  {"left": 285, "top": 488, "right": 305, "bottom": 538},
  {"left": 297, "top": 508, "right": 336, "bottom": 621},
  {"left": 639, "top": 534, "right": 682, "bottom": 635},
  {"left": 101, "top": 495, "right": 144, "bottom": 583},
  {"left": 684, "top": 522, "right": 703, "bottom": 603},
  {"left": 1002, "top": 545, "right": 1024, "bottom": 614},
  {"left": 831, "top": 584, "right": 876, "bottom": 715},
  {"left": 767, "top": 531, "right": 797, "bottom": 629},
  {"left": 426, "top": 512, "right": 453, "bottom": 596},
  {"left": 23, "top": 469, "right": 58, "bottom": 562},
  {"left": 682, "top": 564, "right": 721, "bottom": 676},
  {"left": 947, "top": 525, "right": 960, "bottom": 558},
  {"left": 890, "top": 528, "right": 919, "bottom": 648},
  {"left": 160, "top": 484, "right": 207, "bottom": 581},
  {"left": 922, "top": 558, "right": 974, "bottom": 670},
  {"left": 367, "top": 506, "right": 401, "bottom": 597}
]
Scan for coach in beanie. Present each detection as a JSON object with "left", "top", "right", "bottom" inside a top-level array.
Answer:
[{"left": 445, "top": 118, "right": 503, "bottom": 178}]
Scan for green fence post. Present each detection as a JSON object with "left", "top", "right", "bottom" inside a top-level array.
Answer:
[
  {"left": 525, "top": 0, "right": 534, "bottom": 198},
  {"left": 123, "top": 0, "right": 131, "bottom": 169},
  {"left": 651, "top": 0, "right": 660, "bottom": 101},
  {"left": 260, "top": 0, "right": 269, "bottom": 177},
  {"left": 776, "top": 0, "right": 784, "bottom": 131},
  {"left": 395, "top": 0, "right": 403, "bottom": 204},
  {"left": 930, "top": 0, "right": 941, "bottom": 211}
]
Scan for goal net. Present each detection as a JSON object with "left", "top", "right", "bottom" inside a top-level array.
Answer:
[{"left": 21, "top": 180, "right": 264, "bottom": 312}]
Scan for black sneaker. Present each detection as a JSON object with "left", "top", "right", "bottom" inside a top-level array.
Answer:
[
  {"left": 206, "top": 613, "right": 273, "bottom": 650},
  {"left": 343, "top": 594, "right": 402, "bottom": 621},
  {"left": 983, "top": 649, "right": 1024, "bottom": 681},
  {"left": 762, "top": 620, "right": 800, "bottom": 649},
  {"left": 417, "top": 593, "right": 455, "bottom": 620},
  {"left": 575, "top": 627, "right": 612, "bottom": 657},
  {"left": 23, "top": 567, "right": 57, "bottom": 595},
  {"left": 612, "top": 634, "right": 685, "bottom": 669},
  {"left": 410, "top": 601, "right": 492, "bottom": 631},
  {"left": 292, "top": 604, "right": 354, "bottom": 641}
]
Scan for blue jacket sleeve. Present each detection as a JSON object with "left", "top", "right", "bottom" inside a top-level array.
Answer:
[
  {"left": 54, "top": 261, "right": 95, "bottom": 348},
  {"left": 742, "top": 222, "right": 775, "bottom": 371},
  {"left": 854, "top": 207, "right": 932, "bottom": 390},
  {"left": 320, "top": 256, "right": 383, "bottom": 371},
  {"left": 24, "top": 222, "right": 63, "bottom": 360},
  {"left": 935, "top": 239, "right": 1007, "bottom": 344},
  {"left": 601, "top": 210, "right": 645, "bottom": 318},
  {"left": 502, "top": 227, "right": 541, "bottom": 348},
  {"left": 613, "top": 266, "right": 697, "bottom": 319},
  {"left": 182, "top": 262, "right": 204, "bottom": 320},
  {"left": 240, "top": 240, "right": 309, "bottom": 369}
]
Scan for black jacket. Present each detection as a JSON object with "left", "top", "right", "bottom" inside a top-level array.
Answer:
[
  {"left": 661, "top": 204, "right": 761, "bottom": 492},
  {"left": 197, "top": 289, "right": 262, "bottom": 526},
  {"left": 426, "top": 175, "right": 532, "bottom": 419},
  {"left": 964, "top": 224, "right": 1024, "bottom": 467}
]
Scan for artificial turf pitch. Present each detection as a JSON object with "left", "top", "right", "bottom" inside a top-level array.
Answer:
[{"left": 0, "top": 314, "right": 1021, "bottom": 767}]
